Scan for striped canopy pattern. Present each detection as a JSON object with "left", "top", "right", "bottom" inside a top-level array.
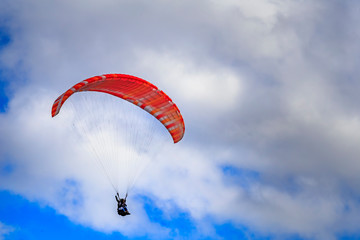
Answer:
[{"left": 51, "top": 74, "right": 185, "bottom": 143}]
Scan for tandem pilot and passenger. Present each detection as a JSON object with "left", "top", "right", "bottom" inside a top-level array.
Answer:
[{"left": 116, "top": 193, "right": 130, "bottom": 216}]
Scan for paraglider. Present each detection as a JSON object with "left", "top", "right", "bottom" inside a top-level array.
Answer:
[
  {"left": 51, "top": 74, "right": 184, "bottom": 143},
  {"left": 115, "top": 193, "right": 130, "bottom": 216},
  {"left": 51, "top": 74, "right": 185, "bottom": 216}
]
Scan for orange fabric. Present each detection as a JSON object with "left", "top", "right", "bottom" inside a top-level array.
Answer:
[{"left": 51, "top": 74, "right": 185, "bottom": 143}]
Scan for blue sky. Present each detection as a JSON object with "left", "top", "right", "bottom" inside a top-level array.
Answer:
[
  {"left": 0, "top": 81, "right": 8, "bottom": 113},
  {"left": 2, "top": 0, "right": 360, "bottom": 239},
  {"left": 0, "top": 28, "right": 10, "bottom": 112},
  {"left": 1, "top": 188, "right": 357, "bottom": 240},
  {"left": 0, "top": 189, "right": 267, "bottom": 240}
]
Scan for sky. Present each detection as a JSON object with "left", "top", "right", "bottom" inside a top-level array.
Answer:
[{"left": 1, "top": 0, "right": 360, "bottom": 239}]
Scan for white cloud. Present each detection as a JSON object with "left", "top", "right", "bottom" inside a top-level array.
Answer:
[
  {"left": 209, "top": 0, "right": 282, "bottom": 27},
  {"left": 1, "top": 0, "right": 360, "bottom": 239},
  {"left": 134, "top": 49, "right": 243, "bottom": 112},
  {"left": 0, "top": 222, "right": 14, "bottom": 240}
]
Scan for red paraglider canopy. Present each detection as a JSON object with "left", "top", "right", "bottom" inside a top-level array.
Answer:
[{"left": 51, "top": 74, "right": 185, "bottom": 143}]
